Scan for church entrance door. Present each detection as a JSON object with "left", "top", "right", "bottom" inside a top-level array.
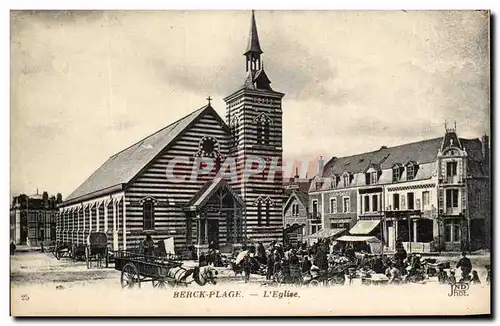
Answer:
[{"left": 207, "top": 219, "right": 219, "bottom": 248}]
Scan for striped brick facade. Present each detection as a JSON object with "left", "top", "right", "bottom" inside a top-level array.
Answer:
[
  {"left": 56, "top": 12, "right": 285, "bottom": 250},
  {"left": 224, "top": 89, "right": 285, "bottom": 244}
]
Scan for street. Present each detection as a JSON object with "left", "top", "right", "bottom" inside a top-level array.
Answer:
[{"left": 10, "top": 249, "right": 491, "bottom": 316}]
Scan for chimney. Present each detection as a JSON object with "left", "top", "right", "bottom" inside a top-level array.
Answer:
[
  {"left": 294, "top": 167, "right": 299, "bottom": 182},
  {"left": 482, "top": 134, "right": 489, "bottom": 163},
  {"left": 42, "top": 191, "right": 49, "bottom": 208},
  {"left": 317, "top": 156, "right": 324, "bottom": 177}
]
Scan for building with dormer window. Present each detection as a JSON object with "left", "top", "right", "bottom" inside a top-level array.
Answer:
[{"left": 308, "top": 125, "right": 490, "bottom": 253}]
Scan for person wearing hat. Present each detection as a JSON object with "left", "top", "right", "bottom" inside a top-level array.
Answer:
[{"left": 456, "top": 251, "right": 472, "bottom": 282}]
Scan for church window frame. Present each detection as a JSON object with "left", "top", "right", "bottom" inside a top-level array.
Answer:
[
  {"left": 230, "top": 116, "right": 240, "bottom": 147},
  {"left": 140, "top": 197, "right": 157, "bottom": 231},
  {"left": 265, "top": 200, "right": 271, "bottom": 226},
  {"left": 254, "top": 113, "right": 272, "bottom": 146}
]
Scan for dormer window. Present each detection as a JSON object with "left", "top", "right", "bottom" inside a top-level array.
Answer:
[
  {"left": 343, "top": 173, "right": 351, "bottom": 187},
  {"left": 332, "top": 174, "right": 340, "bottom": 187},
  {"left": 406, "top": 162, "right": 418, "bottom": 181},
  {"left": 392, "top": 164, "right": 403, "bottom": 182},
  {"left": 365, "top": 166, "right": 380, "bottom": 185}
]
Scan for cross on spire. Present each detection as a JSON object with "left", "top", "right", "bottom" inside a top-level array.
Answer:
[{"left": 206, "top": 96, "right": 212, "bottom": 105}]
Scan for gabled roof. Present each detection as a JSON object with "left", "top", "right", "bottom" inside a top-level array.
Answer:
[
  {"left": 284, "top": 189, "right": 309, "bottom": 212},
  {"left": 64, "top": 105, "right": 228, "bottom": 204},
  {"left": 184, "top": 177, "right": 245, "bottom": 209}
]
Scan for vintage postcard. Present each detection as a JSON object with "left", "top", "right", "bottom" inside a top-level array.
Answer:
[{"left": 9, "top": 9, "right": 491, "bottom": 316}]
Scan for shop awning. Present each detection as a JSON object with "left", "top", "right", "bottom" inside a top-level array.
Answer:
[
  {"left": 349, "top": 220, "right": 381, "bottom": 235},
  {"left": 337, "top": 235, "right": 382, "bottom": 243},
  {"left": 307, "top": 228, "right": 345, "bottom": 240}
]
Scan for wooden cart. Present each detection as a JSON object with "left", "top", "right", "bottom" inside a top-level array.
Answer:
[
  {"left": 114, "top": 250, "right": 218, "bottom": 289},
  {"left": 85, "top": 232, "right": 109, "bottom": 269}
]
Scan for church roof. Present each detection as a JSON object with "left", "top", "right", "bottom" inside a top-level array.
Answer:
[{"left": 64, "top": 105, "right": 225, "bottom": 205}]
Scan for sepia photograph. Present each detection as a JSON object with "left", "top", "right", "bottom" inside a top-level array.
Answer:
[{"left": 9, "top": 8, "right": 491, "bottom": 316}]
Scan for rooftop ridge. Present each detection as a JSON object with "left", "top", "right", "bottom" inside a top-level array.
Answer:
[{"left": 109, "top": 105, "right": 209, "bottom": 159}]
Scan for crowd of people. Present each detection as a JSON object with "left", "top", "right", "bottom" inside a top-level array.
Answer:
[
  {"left": 228, "top": 239, "right": 490, "bottom": 286},
  {"left": 136, "top": 235, "right": 490, "bottom": 286}
]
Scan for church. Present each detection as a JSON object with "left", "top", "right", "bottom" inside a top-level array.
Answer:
[{"left": 56, "top": 11, "right": 285, "bottom": 253}]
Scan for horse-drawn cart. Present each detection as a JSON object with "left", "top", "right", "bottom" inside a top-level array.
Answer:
[
  {"left": 85, "top": 232, "right": 109, "bottom": 269},
  {"left": 114, "top": 250, "right": 218, "bottom": 289}
]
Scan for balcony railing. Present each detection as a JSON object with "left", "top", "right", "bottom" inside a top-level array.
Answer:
[
  {"left": 308, "top": 212, "right": 322, "bottom": 223},
  {"left": 440, "top": 176, "right": 466, "bottom": 185},
  {"left": 445, "top": 207, "right": 462, "bottom": 215}
]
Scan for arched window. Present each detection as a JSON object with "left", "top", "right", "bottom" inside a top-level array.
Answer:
[
  {"left": 265, "top": 200, "right": 271, "bottom": 226},
  {"left": 230, "top": 116, "right": 239, "bottom": 147},
  {"left": 140, "top": 197, "right": 157, "bottom": 230},
  {"left": 255, "top": 113, "right": 272, "bottom": 145},
  {"left": 257, "top": 200, "right": 262, "bottom": 226}
]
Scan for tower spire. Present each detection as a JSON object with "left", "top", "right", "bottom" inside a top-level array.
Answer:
[
  {"left": 244, "top": 10, "right": 263, "bottom": 72},
  {"left": 244, "top": 10, "right": 263, "bottom": 56}
]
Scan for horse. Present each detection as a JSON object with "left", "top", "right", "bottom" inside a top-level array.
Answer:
[{"left": 164, "top": 265, "right": 218, "bottom": 287}]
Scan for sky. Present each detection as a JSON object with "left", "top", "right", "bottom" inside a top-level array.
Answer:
[{"left": 10, "top": 10, "right": 490, "bottom": 199}]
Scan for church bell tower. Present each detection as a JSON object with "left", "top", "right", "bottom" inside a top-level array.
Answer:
[{"left": 223, "top": 11, "right": 285, "bottom": 245}]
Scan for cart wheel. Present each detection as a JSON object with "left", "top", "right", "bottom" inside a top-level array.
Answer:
[
  {"left": 309, "top": 279, "right": 321, "bottom": 287},
  {"left": 121, "top": 263, "right": 141, "bottom": 289},
  {"left": 274, "top": 272, "right": 283, "bottom": 284},
  {"left": 152, "top": 278, "right": 167, "bottom": 289},
  {"left": 54, "top": 250, "right": 60, "bottom": 260},
  {"left": 85, "top": 247, "right": 90, "bottom": 269},
  {"left": 329, "top": 275, "right": 345, "bottom": 286}
]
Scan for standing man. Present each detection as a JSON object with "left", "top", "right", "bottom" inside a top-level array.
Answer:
[
  {"left": 143, "top": 235, "right": 155, "bottom": 255},
  {"left": 10, "top": 241, "right": 16, "bottom": 255},
  {"left": 266, "top": 252, "right": 274, "bottom": 281},
  {"left": 456, "top": 251, "right": 472, "bottom": 282},
  {"left": 242, "top": 255, "right": 251, "bottom": 283}
]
